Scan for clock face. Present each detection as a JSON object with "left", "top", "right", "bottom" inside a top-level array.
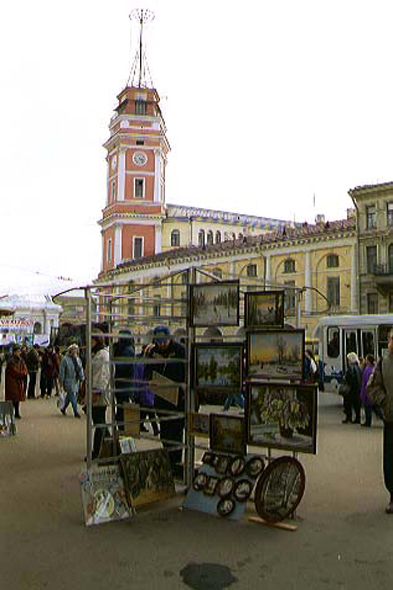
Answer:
[{"left": 133, "top": 151, "right": 147, "bottom": 166}]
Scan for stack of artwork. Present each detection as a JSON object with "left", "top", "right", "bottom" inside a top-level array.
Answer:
[{"left": 0, "top": 401, "right": 16, "bottom": 437}]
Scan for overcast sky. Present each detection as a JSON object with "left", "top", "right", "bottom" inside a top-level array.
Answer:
[{"left": 1, "top": 0, "right": 392, "bottom": 295}]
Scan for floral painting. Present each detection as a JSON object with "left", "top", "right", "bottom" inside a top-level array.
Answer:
[{"left": 246, "top": 383, "right": 317, "bottom": 453}]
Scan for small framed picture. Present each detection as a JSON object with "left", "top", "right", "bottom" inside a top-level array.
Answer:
[
  {"left": 190, "top": 281, "right": 240, "bottom": 327},
  {"left": 203, "top": 476, "right": 219, "bottom": 496},
  {"left": 246, "top": 329, "right": 305, "bottom": 380},
  {"left": 193, "top": 343, "right": 243, "bottom": 392},
  {"left": 244, "top": 290, "right": 284, "bottom": 330},
  {"left": 209, "top": 414, "right": 246, "bottom": 456},
  {"left": 188, "top": 412, "right": 210, "bottom": 438}
]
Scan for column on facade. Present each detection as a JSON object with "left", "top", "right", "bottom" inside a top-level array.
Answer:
[
  {"left": 155, "top": 222, "right": 162, "bottom": 254},
  {"left": 304, "top": 250, "right": 312, "bottom": 314},
  {"left": 117, "top": 148, "right": 126, "bottom": 201},
  {"left": 114, "top": 224, "right": 122, "bottom": 266},
  {"left": 350, "top": 244, "right": 358, "bottom": 313},
  {"left": 154, "top": 149, "right": 161, "bottom": 203}
]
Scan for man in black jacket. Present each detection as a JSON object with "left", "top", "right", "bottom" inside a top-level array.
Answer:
[
  {"left": 144, "top": 325, "right": 186, "bottom": 476},
  {"left": 113, "top": 330, "right": 135, "bottom": 430},
  {"left": 25, "top": 344, "right": 40, "bottom": 399}
]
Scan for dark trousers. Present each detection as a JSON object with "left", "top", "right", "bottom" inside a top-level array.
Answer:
[
  {"left": 383, "top": 422, "right": 393, "bottom": 498},
  {"left": 364, "top": 404, "right": 384, "bottom": 426},
  {"left": 92, "top": 406, "right": 109, "bottom": 459},
  {"left": 343, "top": 391, "right": 361, "bottom": 422},
  {"left": 40, "top": 374, "right": 53, "bottom": 398},
  {"left": 28, "top": 372, "right": 37, "bottom": 398},
  {"left": 13, "top": 401, "right": 20, "bottom": 418},
  {"left": 115, "top": 390, "right": 132, "bottom": 431},
  {"left": 159, "top": 416, "right": 184, "bottom": 468}
]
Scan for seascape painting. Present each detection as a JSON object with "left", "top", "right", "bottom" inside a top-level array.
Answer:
[
  {"left": 246, "top": 383, "right": 317, "bottom": 454},
  {"left": 247, "top": 330, "right": 304, "bottom": 380},
  {"left": 194, "top": 343, "right": 243, "bottom": 390},
  {"left": 190, "top": 281, "right": 239, "bottom": 327},
  {"left": 245, "top": 291, "right": 284, "bottom": 329}
]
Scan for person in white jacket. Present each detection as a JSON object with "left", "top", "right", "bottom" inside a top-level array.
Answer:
[{"left": 91, "top": 330, "right": 111, "bottom": 459}]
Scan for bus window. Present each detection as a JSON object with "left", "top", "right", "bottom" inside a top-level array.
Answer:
[
  {"left": 345, "top": 330, "right": 357, "bottom": 356},
  {"left": 327, "top": 328, "right": 340, "bottom": 358},
  {"left": 362, "top": 331, "right": 374, "bottom": 357}
]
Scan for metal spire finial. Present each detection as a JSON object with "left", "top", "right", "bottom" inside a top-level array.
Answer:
[{"left": 128, "top": 8, "right": 155, "bottom": 88}]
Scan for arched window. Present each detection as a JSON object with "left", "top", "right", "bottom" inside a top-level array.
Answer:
[
  {"left": 33, "top": 322, "right": 42, "bottom": 335},
  {"left": 198, "top": 230, "right": 205, "bottom": 247},
  {"left": 327, "top": 254, "right": 339, "bottom": 268},
  {"left": 171, "top": 229, "right": 180, "bottom": 247},
  {"left": 284, "top": 259, "right": 296, "bottom": 273},
  {"left": 215, "top": 231, "right": 221, "bottom": 244},
  {"left": 207, "top": 230, "right": 214, "bottom": 245}
]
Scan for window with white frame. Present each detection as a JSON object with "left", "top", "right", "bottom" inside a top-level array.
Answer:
[
  {"left": 171, "top": 230, "right": 180, "bottom": 247},
  {"left": 198, "top": 230, "right": 205, "bottom": 247},
  {"left": 284, "top": 259, "right": 296, "bottom": 273},
  {"left": 216, "top": 231, "right": 221, "bottom": 244},
  {"left": 247, "top": 264, "right": 258, "bottom": 277},
  {"left": 110, "top": 180, "right": 116, "bottom": 203},
  {"left": 106, "top": 238, "right": 112, "bottom": 263},
  {"left": 133, "top": 237, "right": 143, "bottom": 259},
  {"left": 134, "top": 178, "right": 145, "bottom": 199},
  {"left": 207, "top": 231, "right": 214, "bottom": 246},
  {"left": 327, "top": 254, "right": 339, "bottom": 268}
]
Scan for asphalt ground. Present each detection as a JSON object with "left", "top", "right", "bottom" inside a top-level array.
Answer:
[{"left": 1, "top": 391, "right": 392, "bottom": 590}]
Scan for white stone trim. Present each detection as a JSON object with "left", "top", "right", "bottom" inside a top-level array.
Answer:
[
  {"left": 154, "top": 150, "right": 161, "bottom": 202},
  {"left": 351, "top": 244, "right": 358, "bottom": 312},
  {"left": 114, "top": 225, "right": 122, "bottom": 266},
  {"left": 155, "top": 224, "right": 162, "bottom": 254},
  {"left": 118, "top": 150, "right": 126, "bottom": 201}
]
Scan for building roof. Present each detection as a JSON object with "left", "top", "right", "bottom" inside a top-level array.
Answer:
[
  {"left": 0, "top": 294, "right": 62, "bottom": 313},
  {"left": 98, "top": 216, "right": 355, "bottom": 280},
  {"left": 166, "top": 203, "right": 293, "bottom": 229}
]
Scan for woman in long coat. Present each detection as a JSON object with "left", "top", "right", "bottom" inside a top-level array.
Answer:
[{"left": 5, "top": 344, "right": 28, "bottom": 419}]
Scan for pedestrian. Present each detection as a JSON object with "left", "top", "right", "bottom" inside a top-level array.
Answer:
[
  {"left": 40, "top": 345, "right": 56, "bottom": 398},
  {"left": 113, "top": 330, "right": 135, "bottom": 430},
  {"left": 134, "top": 346, "right": 159, "bottom": 436},
  {"left": 304, "top": 349, "right": 318, "bottom": 384},
  {"left": 222, "top": 391, "right": 245, "bottom": 411},
  {"left": 360, "top": 354, "right": 383, "bottom": 427},
  {"left": 53, "top": 345, "right": 61, "bottom": 396},
  {"left": 59, "top": 343, "right": 84, "bottom": 418},
  {"left": 5, "top": 344, "right": 28, "bottom": 419},
  {"left": 91, "top": 329, "right": 110, "bottom": 460},
  {"left": 25, "top": 344, "right": 40, "bottom": 399},
  {"left": 342, "top": 352, "right": 362, "bottom": 424},
  {"left": 20, "top": 345, "right": 29, "bottom": 397},
  {"left": 369, "top": 330, "right": 393, "bottom": 514},
  {"left": 144, "top": 325, "right": 185, "bottom": 477}
]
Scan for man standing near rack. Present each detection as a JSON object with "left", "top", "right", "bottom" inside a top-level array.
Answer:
[
  {"left": 59, "top": 344, "right": 84, "bottom": 418},
  {"left": 144, "top": 325, "right": 186, "bottom": 477}
]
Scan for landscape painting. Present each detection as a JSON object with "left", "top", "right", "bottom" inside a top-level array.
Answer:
[
  {"left": 190, "top": 281, "right": 240, "bottom": 327},
  {"left": 246, "top": 383, "right": 317, "bottom": 454},
  {"left": 247, "top": 330, "right": 304, "bottom": 380},
  {"left": 194, "top": 343, "right": 243, "bottom": 391},
  {"left": 188, "top": 412, "right": 210, "bottom": 438},
  {"left": 245, "top": 291, "right": 284, "bottom": 329},
  {"left": 209, "top": 414, "right": 246, "bottom": 455}
]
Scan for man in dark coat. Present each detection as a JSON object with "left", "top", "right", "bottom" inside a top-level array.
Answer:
[
  {"left": 113, "top": 330, "right": 135, "bottom": 430},
  {"left": 144, "top": 325, "right": 186, "bottom": 476},
  {"left": 25, "top": 344, "right": 40, "bottom": 399}
]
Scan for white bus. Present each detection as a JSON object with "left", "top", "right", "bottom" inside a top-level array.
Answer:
[{"left": 315, "top": 314, "right": 393, "bottom": 392}]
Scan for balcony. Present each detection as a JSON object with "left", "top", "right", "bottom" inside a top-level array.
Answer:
[{"left": 372, "top": 264, "right": 393, "bottom": 295}]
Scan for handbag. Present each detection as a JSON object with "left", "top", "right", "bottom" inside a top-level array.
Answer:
[
  {"left": 338, "top": 382, "right": 351, "bottom": 396},
  {"left": 366, "top": 360, "right": 387, "bottom": 408}
]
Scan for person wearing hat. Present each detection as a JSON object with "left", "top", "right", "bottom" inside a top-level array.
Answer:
[
  {"left": 144, "top": 325, "right": 186, "bottom": 476},
  {"left": 59, "top": 344, "right": 84, "bottom": 418},
  {"left": 5, "top": 344, "right": 28, "bottom": 419}
]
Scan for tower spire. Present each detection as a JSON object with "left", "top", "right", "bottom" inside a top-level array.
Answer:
[{"left": 128, "top": 8, "right": 155, "bottom": 89}]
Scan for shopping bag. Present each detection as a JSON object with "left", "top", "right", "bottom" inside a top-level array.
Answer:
[{"left": 57, "top": 390, "right": 66, "bottom": 410}]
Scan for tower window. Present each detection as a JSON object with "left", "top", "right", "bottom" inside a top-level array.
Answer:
[
  {"left": 171, "top": 230, "right": 180, "bottom": 247},
  {"left": 136, "top": 139, "right": 145, "bottom": 146},
  {"left": 135, "top": 100, "right": 147, "bottom": 115},
  {"left": 284, "top": 259, "right": 296, "bottom": 273},
  {"left": 106, "top": 238, "right": 112, "bottom": 263},
  {"left": 133, "top": 237, "right": 143, "bottom": 259},
  {"left": 110, "top": 180, "right": 116, "bottom": 203},
  {"left": 134, "top": 178, "right": 145, "bottom": 199},
  {"left": 327, "top": 254, "right": 339, "bottom": 268}
]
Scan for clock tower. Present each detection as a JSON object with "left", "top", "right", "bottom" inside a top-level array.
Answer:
[{"left": 99, "top": 11, "right": 170, "bottom": 274}]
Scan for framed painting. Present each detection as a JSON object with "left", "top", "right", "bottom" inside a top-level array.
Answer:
[
  {"left": 246, "top": 382, "right": 317, "bottom": 454},
  {"left": 193, "top": 343, "right": 243, "bottom": 392},
  {"left": 246, "top": 329, "right": 305, "bottom": 380},
  {"left": 188, "top": 412, "right": 210, "bottom": 438},
  {"left": 244, "top": 290, "right": 284, "bottom": 330},
  {"left": 209, "top": 414, "right": 246, "bottom": 456},
  {"left": 120, "top": 449, "right": 175, "bottom": 508},
  {"left": 190, "top": 281, "right": 240, "bottom": 327}
]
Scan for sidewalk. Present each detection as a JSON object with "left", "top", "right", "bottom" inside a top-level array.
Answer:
[{"left": 1, "top": 394, "right": 392, "bottom": 590}]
